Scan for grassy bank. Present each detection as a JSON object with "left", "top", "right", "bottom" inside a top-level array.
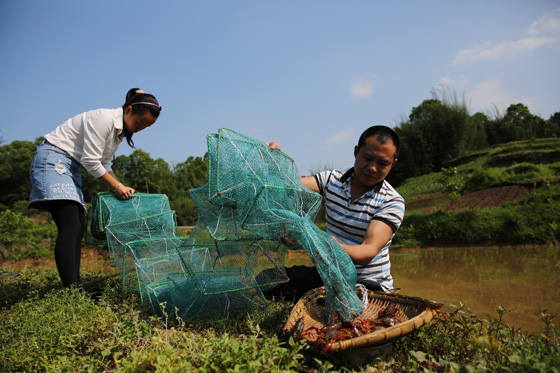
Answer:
[
  {"left": 0, "top": 265, "right": 558, "bottom": 372},
  {"left": 394, "top": 183, "right": 560, "bottom": 247},
  {"left": 394, "top": 138, "right": 560, "bottom": 248}
]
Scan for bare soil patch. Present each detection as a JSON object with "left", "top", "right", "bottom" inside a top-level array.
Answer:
[
  {"left": 3, "top": 245, "right": 115, "bottom": 274},
  {"left": 407, "top": 185, "right": 531, "bottom": 213}
]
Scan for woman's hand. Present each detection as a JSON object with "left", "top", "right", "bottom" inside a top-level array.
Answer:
[
  {"left": 101, "top": 172, "right": 135, "bottom": 200},
  {"left": 265, "top": 142, "right": 282, "bottom": 151},
  {"left": 114, "top": 183, "right": 135, "bottom": 200}
]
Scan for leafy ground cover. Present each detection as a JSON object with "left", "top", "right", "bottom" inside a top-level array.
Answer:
[
  {"left": 0, "top": 263, "right": 559, "bottom": 372},
  {"left": 393, "top": 138, "right": 560, "bottom": 248}
]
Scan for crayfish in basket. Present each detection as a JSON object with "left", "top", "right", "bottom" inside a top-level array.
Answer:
[
  {"left": 375, "top": 304, "right": 402, "bottom": 327},
  {"left": 293, "top": 316, "right": 379, "bottom": 354}
]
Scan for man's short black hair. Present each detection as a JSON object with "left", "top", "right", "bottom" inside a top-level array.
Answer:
[{"left": 357, "top": 125, "right": 401, "bottom": 159}]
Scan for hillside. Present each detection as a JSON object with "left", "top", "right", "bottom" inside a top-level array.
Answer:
[
  {"left": 398, "top": 137, "right": 560, "bottom": 212},
  {"left": 393, "top": 138, "right": 560, "bottom": 247},
  {"left": 406, "top": 184, "right": 532, "bottom": 213}
]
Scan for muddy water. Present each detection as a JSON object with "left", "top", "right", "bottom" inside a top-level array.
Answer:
[
  {"left": 9, "top": 245, "right": 558, "bottom": 334},
  {"left": 286, "top": 245, "right": 560, "bottom": 334}
]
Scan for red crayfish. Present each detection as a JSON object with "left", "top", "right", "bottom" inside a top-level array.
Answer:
[
  {"left": 375, "top": 304, "right": 402, "bottom": 327},
  {"left": 292, "top": 316, "right": 379, "bottom": 354}
]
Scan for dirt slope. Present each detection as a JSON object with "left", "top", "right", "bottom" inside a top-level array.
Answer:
[{"left": 406, "top": 185, "right": 531, "bottom": 213}]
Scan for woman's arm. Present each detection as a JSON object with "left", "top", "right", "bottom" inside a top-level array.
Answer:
[{"left": 97, "top": 171, "right": 135, "bottom": 200}]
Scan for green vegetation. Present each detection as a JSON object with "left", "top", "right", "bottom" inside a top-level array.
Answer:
[
  {"left": 389, "top": 90, "right": 559, "bottom": 186},
  {"left": 394, "top": 138, "right": 560, "bottom": 248},
  {"left": 395, "top": 183, "right": 560, "bottom": 247},
  {"left": 0, "top": 210, "right": 56, "bottom": 261},
  {"left": 1, "top": 268, "right": 558, "bottom": 372},
  {"left": 0, "top": 142, "right": 209, "bottom": 226}
]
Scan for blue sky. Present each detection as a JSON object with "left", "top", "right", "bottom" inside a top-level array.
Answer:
[{"left": 1, "top": 1, "right": 559, "bottom": 175}]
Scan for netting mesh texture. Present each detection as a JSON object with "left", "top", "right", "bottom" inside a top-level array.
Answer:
[{"left": 87, "top": 128, "right": 364, "bottom": 322}]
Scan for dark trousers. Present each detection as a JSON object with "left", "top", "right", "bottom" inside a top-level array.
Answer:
[
  {"left": 263, "top": 265, "right": 382, "bottom": 302},
  {"left": 47, "top": 200, "right": 86, "bottom": 287}
]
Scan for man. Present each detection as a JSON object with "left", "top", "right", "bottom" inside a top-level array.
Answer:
[{"left": 266, "top": 125, "right": 404, "bottom": 300}]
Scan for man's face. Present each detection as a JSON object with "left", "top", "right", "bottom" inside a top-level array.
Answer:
[{"left": 353, "top": 135, "right": 398, "bottom": 188}]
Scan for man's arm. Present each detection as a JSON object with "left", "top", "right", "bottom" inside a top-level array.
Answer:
[
  {"left": 300, "top": 176, "right": 319, "bottom": 193},
  {"left": 333, "top": 220, "right": 394, "bottom": 266},
  {"left": 300, "top": 173, "right": 392, "bottom": 265}
]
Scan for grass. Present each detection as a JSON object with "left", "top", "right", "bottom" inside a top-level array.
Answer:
[
  {"left": 1, "top": 265, "right": 559, "bottom": 372},
  {"left": 399, "top": 138, "right": 560, "bottom": 205}
]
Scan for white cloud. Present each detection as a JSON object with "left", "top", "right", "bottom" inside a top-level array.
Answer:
[
  {"left": 454, "top": 8, "right": 559, "bottom": 64},
  {"left": 467, "top": 75, "right": 538, "bottom": 115},
  {"left": 250, "top": 126, "right": 265, "bottom": 134},
  {"left": 437, "top": 74, "right": 470, "bottom": 91},
  {"left": 526, "top": 8, "right": 560, "bottom": 37},
  {"left": 323, "top": 130, "right": 353, "bottom": 150},
  {"left": 349, "top": 75, "right": 376, "bottom": 98},
  {"left": 454, "top": 37, "right": 555, "bottom": 64}
]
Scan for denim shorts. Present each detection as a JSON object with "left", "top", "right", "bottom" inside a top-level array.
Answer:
[{"left": 28, "top": 141, "right": 85, "bottom": 210}]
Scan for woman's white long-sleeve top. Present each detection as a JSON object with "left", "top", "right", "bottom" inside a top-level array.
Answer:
[{"left": 44, "top": 107, "right": 125, "bottom": 179}]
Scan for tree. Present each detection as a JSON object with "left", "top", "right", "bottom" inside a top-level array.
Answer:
[
  {"left": 0, "top": 140, "right": 36, "bottom": 209},
  {"left": 392, "top": 92, "right": 471, "bottom": 182},
  {"left": 110, "top": 151, "right": 209, "bottom": 226},
  {"left": 391, "top": 88, "right": 493, "bottom": 184},
  {"left": 542, "top": 111, "right": 560, "bottom": 138},
  {"left": 81, "top": 168, "right": 104, "bottom": 203},
  {"left": 466, "top": 112, "right": 489, "bottom": 150},
  {"left": 112, "top": 150, "right": 174, "bottom": 195},
  {"left": 486, "top": 103, "right": 549, "bottom": 144},
  {"left": 171, "top": 154, "right": 209, "bottom": 225},
  {"left": 503, "top": 103, "right": 545, "bottom": 139}
]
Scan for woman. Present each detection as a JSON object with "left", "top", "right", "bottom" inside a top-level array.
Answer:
[{"left": 28, "top": 88, "right": 162, "bottom": 290}]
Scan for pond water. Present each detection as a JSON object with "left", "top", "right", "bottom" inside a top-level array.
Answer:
[
  {"left": 10, "top": 244, "right": 557, "bottom": 334},
  {"left": 286, "top": 245, "right": 560, "bottom": 334}
]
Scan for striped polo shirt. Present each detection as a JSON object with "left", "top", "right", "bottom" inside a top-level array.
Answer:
[{"left": 315, "top": 168, "right": 405, "bottom": 291}]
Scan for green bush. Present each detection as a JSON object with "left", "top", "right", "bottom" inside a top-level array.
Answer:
[
  {"left": 396, "top": 303, "right": 560, "bottom": 371},
  {"left": 438, "top": 167, "right": 464, "bottom": 192},
  {"left": 1, "top": 268, "right": 558, "bottom": 372},
  {"left": 398, "top": 173, "right": 445, "bottom": 201},
  {"left": 0, "top": 210, "right": 33, "bottom": 260},
  {"left": 462, "top": 168, "right": 503, "bottom": 193},
  {"left": 0, "top": 210, "right": 56, "bottom": 261},
  {"left": 505, "top": 162, "right": 541, "bottom": 176},
  {"left": 503, "top": 162, "right": 552, "bottom": 183},
  {"left": 486, "top": 148, "right": 560, "bottom": 167}
]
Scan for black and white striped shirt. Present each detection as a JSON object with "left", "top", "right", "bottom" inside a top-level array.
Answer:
[{"left": 315, "top": 168, "right": 405, "bottom": 291}]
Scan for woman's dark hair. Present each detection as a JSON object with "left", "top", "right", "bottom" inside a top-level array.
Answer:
[
  {"left": 121, "top": 88, "right": 162, "bottom": 147},
  {"left": 357, "top": 125, "right": 401, "bottom": 159}
]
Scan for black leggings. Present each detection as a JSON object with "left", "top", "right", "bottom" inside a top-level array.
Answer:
[{"left": 47, "top": 200, "right": 86, "bottom": 287}]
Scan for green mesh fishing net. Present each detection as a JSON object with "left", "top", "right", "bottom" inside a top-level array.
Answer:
[{"left": 88, "top": 128, "right": 364, "bottom": 322}]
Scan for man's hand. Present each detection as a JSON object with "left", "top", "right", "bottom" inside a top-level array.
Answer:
[{"left": 265, "top": 142, "right": 282, "bottom": 151}]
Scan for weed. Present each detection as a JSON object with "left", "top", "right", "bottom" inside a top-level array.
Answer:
[{"left": 1, "top": 266, "right": 559, "bottom": 372}]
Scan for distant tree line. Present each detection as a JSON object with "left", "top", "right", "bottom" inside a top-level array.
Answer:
[
  {"left": 1, "top": 92, "right": 558, "bottom": 224},
  {"left": 0, "top": 138, "right": 209, "bottom": 226},
  {"left": 388, "top": 90, "right": 560, "bottom": 186}
]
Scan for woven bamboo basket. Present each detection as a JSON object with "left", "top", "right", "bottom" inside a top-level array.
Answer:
[{"left": 283, "top": 287, "right": 443, "bottom": 353}]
